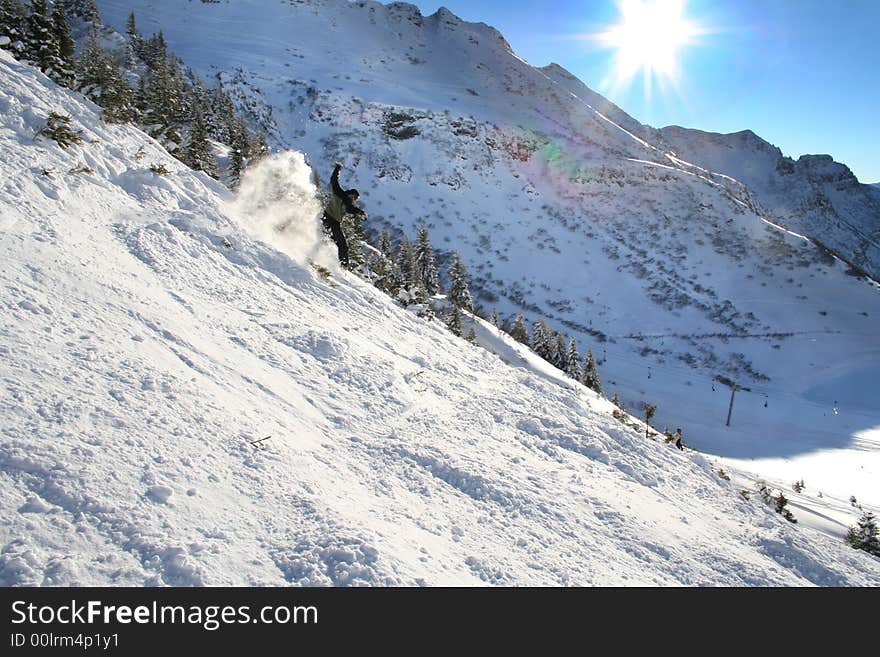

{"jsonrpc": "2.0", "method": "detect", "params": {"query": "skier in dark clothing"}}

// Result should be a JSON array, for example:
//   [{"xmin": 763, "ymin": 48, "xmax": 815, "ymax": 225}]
[
  {"xmin": 322, "ymin": 163, "xmax": 365, "ymax": 269},
  {"xmin": 674, "ymin": 428, "xmax": 684, "ymax": 451}
]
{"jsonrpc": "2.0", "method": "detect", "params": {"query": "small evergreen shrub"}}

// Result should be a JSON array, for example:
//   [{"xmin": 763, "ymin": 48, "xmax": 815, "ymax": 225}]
[
  {"xmin": 774, "ymin": 493, "xmax": 797, "ymax": 523},
  {"xmin": 844, "ymin": 511, "xmax": 880, "ymax": 558},
  {"xmin": 36, "ymin": 112, "xmax": 83, "ymax": 148}
]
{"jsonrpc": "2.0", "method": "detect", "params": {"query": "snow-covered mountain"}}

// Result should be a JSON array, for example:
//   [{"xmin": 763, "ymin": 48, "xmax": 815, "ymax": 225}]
[
  {"xmin": 656, "ymin": 126, "xmax": 880, "ymax": 279},
  {"xmin": 88, "ymin": 0, "xmax": 880, "ymax": 508},
  {"xmin": 3, "ymin": 49, "xmax": 880, "ymax": 586}
]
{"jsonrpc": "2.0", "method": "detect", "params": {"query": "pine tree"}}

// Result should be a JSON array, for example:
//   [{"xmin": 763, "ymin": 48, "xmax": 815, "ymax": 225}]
[
  {"xmin": 76, "ymin": 28, "xmax": 133, "ymax": 123},
  {"xmin": 552, "ymin": 333, "xmax": 566, "ymax": 369},
  {"xmin": 125, "ymin": 11, "xmax": 142, "ymax": 57},
  {"xmin": 0, "ymin": 0, "xmax": 27, "ymax": 59},
  {"xmin": 447, "ymin": 252, "xmax": 473, "ymax": 313},
  {"xmin": 167, "ymin": 53, "xmax": 189, "ymax": 122},
  {"xmin": 510, "ymin": 314, "xmax": 529, "ymax": 345},
  {"xmin": 580, "ymin": 349, "xmax": 602, "ymax": 394},
  {"xmin": 641, "ymin": 402, "xmax": 657, "ymax": 440},
  {"xmin": 844, "ymin": 511, "xmax": 880, "ymax": 557},
  {"xmin": 376, "ymin": 229, "xmax": 401, "ymax": 297},
  {"xmin": 565, "ymin": 337, "xmax": 580, "ymax": 379},
  {"xmin": 250, "ymin": 129, "xmax": 269, "ymax": 162},
  {"xmin": 397, "ymin": 238, "xmax": 425, "ymax": 304},
  {"xmin": 142, "ymin": 30, "xmax": 166, "ymax": 68},
  {"xmin": 415, "ymin": 225, "xmax": 440, "ymax": 296},
  {"xmin": 50, "ymin": 1, "xmax": 74, "ymax": 87},
  {"xmin": 25, "ymin": 0, "xmax": 58, "ymax": 73},
  {"xmin": 372, "ymin": 229, "xmax": 397, "ymax": 295},
  {"xmin": 446, "ymin": 304, "xmax": 462, "ymax": 337},
  {"xmin": 398, "ymin": 238, "xmax": 414, "ymax": 290},
  {"xmin": 491, "ymin": 308, "xmax": 499, "ymax": 329},
  {"xmin": 65, "ymin": 0, "xmax": 100, "ymax": 24},
  {"xmin": 183, "ymin": 108, "xmax": 218, "ymax": 179},
  {"xmin": 208, "ymin": 88, "xmax": 236, "ymax": 143},
  {"xmin": 465, "ymin": 328, "xmax": 477, "ymax": 344},
  {"xmin": 774, "ymin": 493, "xmax": 797, "ymax": 523},
  {"xmin": 138, "ymin": 46, "xmax": 183, "ymax": 150},
  {"xmin": 531, "ymin": 319, "xmax": 551, "ymax": 360},
  {"xmin": 226, "ymin": 115, "xmax": 251, "ymax": 187}
]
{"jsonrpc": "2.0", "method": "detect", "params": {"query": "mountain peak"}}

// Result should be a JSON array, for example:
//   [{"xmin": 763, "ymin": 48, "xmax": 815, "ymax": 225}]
[{"xmin": 431, "ymin": 6, "xmax": 461, "ymax": 24}]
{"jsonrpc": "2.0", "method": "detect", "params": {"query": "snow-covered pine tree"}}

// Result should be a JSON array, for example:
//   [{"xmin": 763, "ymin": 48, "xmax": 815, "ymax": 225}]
[
  {"xmin": 552, "ymin": 333, "xmax": 567, "ymax": 369},
  {"xmin": 447, "ymin": 252, "xmax": 473, "ymax": 312},
  {"xmin": 446, "ymin": 304, "xmax": 462, "ymax": 337},
  {"xmin": 566, "ymin": 337, "xmax": 580, "ymax": 379},
  {"xmin": 227, "ymin": 121, "xmax": 249, "ymax": 188},
  {"xmin": 137, "ymin": 47, "xmax": 183, "ymax": 150},
  {"xmin": 491, "ymin": 308, "xmax": 499, "ymax": 329},
  {"xmin": 372, "ymin": 229, "xmax": 400, "ymax": 296},
  {"xmin": 141, "ymin": 30, "xmax": 166, "ymax": 69},
  {"xmin": 205, "ymin": 87, "xmax": 236, "ymax": 144},
  {"xmin": 49, "ymin": 1, "xmax": 74, "ymax": 87},
  {"xmin": 125, "ymin": 11, "xmax": 142, "ymax": 58},
  {"xmin": 531, "ymin": 319, "xmax": 551, "ymax": 360},
  {"xmin": 65, "ymin": 0, "xmax": 99, "ymax": 24},
  {"xmin": 183, "ymin": 108, "xmax": 218, "ymax": 179},
  {"xmin": 76, "ymin": 28, "xmax": 133, "ymax": 123},
  {"xmin": 398, "ymin": 237, "xmax": 414, "ymax": 288},
  {"xmin": 580, "ymin": 348, "xmax": 603, "ymax": 394},
  {"xmin": 0, "ymin": 0, "xmax": 27, "ymax": 59},
  {"xmin": 25, "ymin": 0, "xmax": 59, "ymax": 74},
  {"xmin": 510, "ymin": 314, "xmax": 529, "ymax": 345},
  {"xmin": 250, "ymin": 129, "xmax": 269, "ymax": 162},
  {"xmin": 844, "ymin": 511, "xmax": 880, "ymax": 557},
  {"xmin": 415, "ymin": 224, "xmax": 440, "ymax": 296},
  {"xmin": 167, "ymin": 52, "xmax": 189, "ymax": 124},
  {"xmin": 397, "ymin": 238, "xmax": 425, "ymax": 304},
  {"xmin": 465, "ymin": 328, "xmax": 477, "ymax": 344}
]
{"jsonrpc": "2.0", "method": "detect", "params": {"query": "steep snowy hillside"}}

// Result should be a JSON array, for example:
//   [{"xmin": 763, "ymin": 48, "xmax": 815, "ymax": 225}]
[
  {"xmin": 2, "ymin": 51, "xmax": 878, "ymax": 586},
  {"xmin": 91, "ymin": 0, "xmax": 880, "ymax": 508}
]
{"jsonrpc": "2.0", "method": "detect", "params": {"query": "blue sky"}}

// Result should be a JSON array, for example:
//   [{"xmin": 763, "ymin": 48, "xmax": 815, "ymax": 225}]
[{"xmin": 412, "ymin": 0, "xmax": 879, "ymax": 183}]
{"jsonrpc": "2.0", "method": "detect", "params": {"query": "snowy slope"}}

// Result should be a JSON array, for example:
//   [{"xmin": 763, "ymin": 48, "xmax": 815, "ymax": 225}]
[
  {"xmin": 657, "ymin": 126, "xmax": 880, "ymax": 279},
  {"xmin": 2, "ymin": 51, "xmax": 878, "ymax": 586},
  {"xmin": 89, "ymin": 0, "xmax": 880, "ymax": 511}
]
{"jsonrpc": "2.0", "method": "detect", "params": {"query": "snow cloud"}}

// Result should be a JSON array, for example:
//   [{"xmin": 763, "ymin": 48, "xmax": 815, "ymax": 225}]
[{"xmin": 231, "ymin": 150, "xmax": 337, "ymax": 270}]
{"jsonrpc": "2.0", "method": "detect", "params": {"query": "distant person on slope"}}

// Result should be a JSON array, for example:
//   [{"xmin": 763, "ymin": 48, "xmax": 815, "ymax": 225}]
[
  {"xmin": 674, "ymin": 428, "xmax": 684, "ymax": 451},
  {"xmin": 322, "ymin": 162, "xmax": 365, "ymax": 269}
]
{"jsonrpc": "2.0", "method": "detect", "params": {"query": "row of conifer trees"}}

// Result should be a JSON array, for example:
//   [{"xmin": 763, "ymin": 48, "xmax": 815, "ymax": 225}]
[
  {"xmin": 0, "ymin": 0, "xmax": 266, "ymax": 184},
  {"xmin": 363, "ymin": 224, "xmax": 602, "ymax": 393}
]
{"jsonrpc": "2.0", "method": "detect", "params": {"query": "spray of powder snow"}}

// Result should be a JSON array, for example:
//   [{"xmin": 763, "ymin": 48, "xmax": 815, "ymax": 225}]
[{"xmin": 230, "ymin": 151, "xmax": 338, "ymax": 270}]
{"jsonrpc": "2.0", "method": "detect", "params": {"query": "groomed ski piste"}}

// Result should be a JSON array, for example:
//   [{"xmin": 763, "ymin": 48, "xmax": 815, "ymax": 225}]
[{"xmin": 1, "ymin": 51, "xmax": 878, "ymax": 586}]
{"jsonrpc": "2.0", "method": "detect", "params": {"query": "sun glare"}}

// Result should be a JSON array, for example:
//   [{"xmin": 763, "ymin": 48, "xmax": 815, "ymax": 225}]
[{"xmin": 598, "ymin": 0, "xmax": 701, "ymax": 94}]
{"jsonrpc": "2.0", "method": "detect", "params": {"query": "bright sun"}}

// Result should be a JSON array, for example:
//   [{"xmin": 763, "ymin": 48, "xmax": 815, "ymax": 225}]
[{"xmin": 599, "ymin": 0, "xmax": 700, "ymax": 90}]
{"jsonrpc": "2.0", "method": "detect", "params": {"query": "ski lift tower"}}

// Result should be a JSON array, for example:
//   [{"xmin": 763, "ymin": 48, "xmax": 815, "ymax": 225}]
[{"xmin": 715, "ymin": 375, "xmax": 752, "ymax": 427}]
